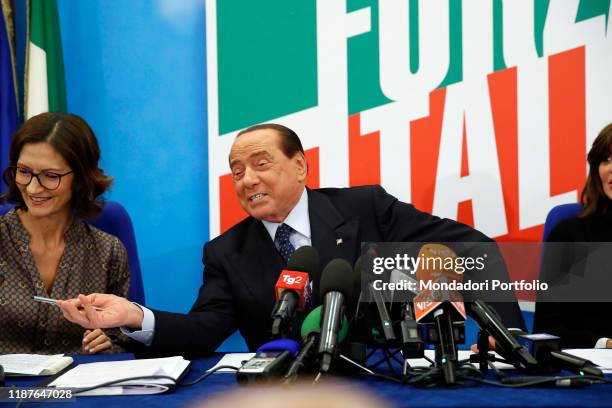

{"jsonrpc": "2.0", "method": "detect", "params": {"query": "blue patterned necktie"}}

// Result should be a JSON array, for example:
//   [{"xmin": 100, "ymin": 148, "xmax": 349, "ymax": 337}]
[{"xmin": 275, "ymin": 223, "xmax": 296, "ymax": 264}]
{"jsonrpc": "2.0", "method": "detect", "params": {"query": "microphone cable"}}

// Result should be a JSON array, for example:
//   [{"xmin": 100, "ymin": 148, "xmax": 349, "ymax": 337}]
[
  {"xmin": 72, "ymin": 374, "xmax": 178, "ymax": 395},
  {"xmin": 68, "ymin": 364, "xmax": 239, "ymax": 397},
  {"xmin": 368, "ymin": 356, "xmax": 612, "ymax": 389},
  {"xmin": 179, "ymin": 365, "xmax": 239, "ymax": 387}
]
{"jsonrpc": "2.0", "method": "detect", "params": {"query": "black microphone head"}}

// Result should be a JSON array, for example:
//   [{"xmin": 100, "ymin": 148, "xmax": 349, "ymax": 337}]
[
  {"xmin": 354, "ymin": 254, "xmax": 375, "ymax": 280},
  {"xmin": 364, "ymin": 243, "xmax": 379, "ymax": 256},
  {"xmin": 287, "ymin": 246, "xmax": 320, "ymax": 277},
  {"xmin": 354, "ymin": 255, "xmax": 378, "ymax": 300},
  {"xmin": 320, "ymin": 258, "xmax": 359, "ymax": 300},
  {"xmin": 355, "ymin": 254, "xmax": 372, "ymax": 275}
]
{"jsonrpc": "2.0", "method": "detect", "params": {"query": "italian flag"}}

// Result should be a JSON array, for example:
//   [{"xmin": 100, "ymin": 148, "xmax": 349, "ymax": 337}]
[{"xmin": 25, "ymin": 0, "xmax": 66, "ymax": 119}]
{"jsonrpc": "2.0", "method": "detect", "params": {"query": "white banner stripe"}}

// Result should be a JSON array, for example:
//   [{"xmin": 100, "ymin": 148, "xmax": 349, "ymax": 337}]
[{"xmin": 25, "ymin": 42, "xmax": 49, "ymax": 119}]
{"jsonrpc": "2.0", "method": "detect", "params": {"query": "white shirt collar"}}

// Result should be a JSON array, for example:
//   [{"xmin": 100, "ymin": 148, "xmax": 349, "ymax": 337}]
[{"xmin": 262, "ymin": 188, "xmax": 311, "ymax": 240}]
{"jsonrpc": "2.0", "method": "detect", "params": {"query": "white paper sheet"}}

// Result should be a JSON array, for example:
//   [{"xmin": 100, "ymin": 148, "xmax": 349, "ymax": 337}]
[
  {"xmin": 403, "ymin": 350, "xmax": 516, "ymax": 370},
  {"xmin": 0, "ymin": 354, "xmax": 72, "ymax": 375},
  {"xmin": 564, "ymin": 349, "xmax": 612, "ymax": 373},
  {"xmin": 207, "ymin": 353, "xmax": 255, "ymax": 373},
  {"xmin": 48, "ymin": 356, "xmax": 190, "ymax": 395}
]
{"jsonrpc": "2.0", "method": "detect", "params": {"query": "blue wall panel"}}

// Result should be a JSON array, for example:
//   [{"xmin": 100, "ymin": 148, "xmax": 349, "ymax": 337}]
[{"xmin": 58, "ymin": 0, "xmax": 209, "ymax": 313}]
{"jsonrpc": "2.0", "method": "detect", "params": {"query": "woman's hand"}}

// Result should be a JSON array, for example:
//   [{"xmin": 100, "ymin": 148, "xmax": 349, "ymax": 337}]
[{"xmin": 82, "ymin": 328, "xmax": 112, "ymax": 354}]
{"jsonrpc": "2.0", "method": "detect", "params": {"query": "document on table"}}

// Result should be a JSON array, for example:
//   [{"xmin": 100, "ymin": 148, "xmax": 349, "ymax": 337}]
[
  {"xmin": 564, "ymin": 349, "xmax": 612, "ymax": 373},
  {"xmin": 207, "ymin": 353, "xmax": 254, "ymax": 372},
  {"xmin": 407, "ymin": 349, "xmax": 612, "ymax": 372},
  {"xmin": 0, "ymin": 354, "xmax": 73, "ymax": 376},
  {"xmin": 405, "ymin": 350, "xmax": 516, "ymax": 370},
  {"xmin": 48, "ymin": 356, "xmax": 191, "ymax": 396}
]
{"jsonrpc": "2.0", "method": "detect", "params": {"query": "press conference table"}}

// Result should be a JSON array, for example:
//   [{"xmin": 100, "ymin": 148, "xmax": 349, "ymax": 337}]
[{"xmin": 5, "ymin": 352, "xmax": 612, "ymax": 408}]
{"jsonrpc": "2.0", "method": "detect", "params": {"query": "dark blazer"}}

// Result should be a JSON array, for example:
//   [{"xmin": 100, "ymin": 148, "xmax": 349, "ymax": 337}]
[
  {"xmin": 148, "ymin": 185, "xmax": 525, "ymax": 357},
  {"xmin": 533, "ymin": 210, "xmax": 612, "ymax": 348}
]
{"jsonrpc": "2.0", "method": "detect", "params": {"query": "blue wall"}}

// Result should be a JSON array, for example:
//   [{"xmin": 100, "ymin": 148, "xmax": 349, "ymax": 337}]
[{"xmin": 57, "ymin": 0, "xmax": 209, "ymax": 313}]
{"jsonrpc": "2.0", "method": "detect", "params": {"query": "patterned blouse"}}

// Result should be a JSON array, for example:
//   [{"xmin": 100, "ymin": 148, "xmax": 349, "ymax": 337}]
[{"xmin": 0, "ymin": 208, "xmax": 130, "ymax": 354}]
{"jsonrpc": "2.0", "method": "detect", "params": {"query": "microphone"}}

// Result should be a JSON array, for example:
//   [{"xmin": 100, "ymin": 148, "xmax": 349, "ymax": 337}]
[
  {"xmin": 389, "ymin": 267, "xmax": 419, "ymax": 304},
  {"xmin": 237, "ymin": 339, "xmax": 301, "ymax": 385},
  {"xmin": 387, "ymin": 267, "xmax": 424, "ymax": 358},
  {"xmin": 318, "ymin": 258, "xmax": 359, "ymax": 373},
  {"xmin": 468, "ymin": 299, "xmax": 538, "ymax": 370},
  {"xmin": 284, "ymin": 305, "xmax": 349, "ymax": 382},
  {"xmin": 271, "ymin": 246, "xmax": 319, "ymax": 337},
  {"xmin": 518, "ymin": 333, "xmax": 603, "ymax": 377},
  {"xmin": 355, "ymin": 255, "xmax": 396, "ymax": 342},
  {"xmin": 412, "ymin": 244, "xmax": 467, "ymax": 385},
  {"xmin": 399, "ymin": 301, "xmax": 425, "ymax": 359},
  {"xmin": 256, "ymin": 338, "xmax": 301, "ymax": 356},
  {"xmin": 413, "ymin": 244, "xmax": 467, "ymax": 321}
]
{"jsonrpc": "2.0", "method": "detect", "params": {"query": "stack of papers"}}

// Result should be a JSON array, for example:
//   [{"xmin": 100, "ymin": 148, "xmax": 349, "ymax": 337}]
[
  {"xmin": 0, "ymin": 354, "xmax": 73, "ymax": 376},
  {"xmin": 48, "ymin": 356, "xmax": 191, "ymax": 396}
]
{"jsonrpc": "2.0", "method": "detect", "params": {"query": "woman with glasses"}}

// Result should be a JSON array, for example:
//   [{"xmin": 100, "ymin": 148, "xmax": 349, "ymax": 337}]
[{"xmin": 0, "ymin": 112, "xmax": 130, "ymax": 354}]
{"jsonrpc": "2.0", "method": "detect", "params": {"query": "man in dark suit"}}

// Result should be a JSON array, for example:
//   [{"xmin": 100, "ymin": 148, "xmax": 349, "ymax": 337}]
[{"xmin": 60, "ymin": 124, "xmax": 525, "ymax": 357}]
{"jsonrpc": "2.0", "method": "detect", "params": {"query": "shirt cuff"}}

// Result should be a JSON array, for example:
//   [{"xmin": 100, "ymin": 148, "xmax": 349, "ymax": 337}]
[
  {"xmin": 120, "ymin": 304, "xmax": 155, "ymax": 346},
  {"xmin": 595, "ymin": 337, "xmax": 609, "ymax": 349}
]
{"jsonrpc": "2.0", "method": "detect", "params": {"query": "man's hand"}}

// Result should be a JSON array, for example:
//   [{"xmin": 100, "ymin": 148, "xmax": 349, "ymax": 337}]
[
  {"xmin": 470, "ymin": 336, "xmax": 497, "ymax": 353},
  {"xmin": 58, "ymin": 294, "xmax": 144, "ymax": 330},
  {"xmin": 82, "ymin": 329, "xmax": 112, "ymax": 354}
]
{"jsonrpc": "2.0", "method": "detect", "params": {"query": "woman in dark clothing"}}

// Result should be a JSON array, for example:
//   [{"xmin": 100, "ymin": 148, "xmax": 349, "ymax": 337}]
[{"xmin": 534, "ymin": 123, "xmax": 612, "ymax": 348}]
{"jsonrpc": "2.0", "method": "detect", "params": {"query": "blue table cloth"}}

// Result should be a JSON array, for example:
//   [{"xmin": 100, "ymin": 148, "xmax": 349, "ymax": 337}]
[{"xmin": 4, "ymin": 352, "xmax": 612, "ymax": 407}]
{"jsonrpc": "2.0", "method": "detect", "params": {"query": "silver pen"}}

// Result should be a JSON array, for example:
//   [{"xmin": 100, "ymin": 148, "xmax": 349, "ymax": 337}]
[{"xmin": 33, "ymin": 295, "xmax": 105, "ymax": 311}]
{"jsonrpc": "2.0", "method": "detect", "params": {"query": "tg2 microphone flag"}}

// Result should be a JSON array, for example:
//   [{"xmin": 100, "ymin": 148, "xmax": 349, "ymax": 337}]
[{"xmin": 271, "ymin": 246, "xmax": 319, "ymax": 337}]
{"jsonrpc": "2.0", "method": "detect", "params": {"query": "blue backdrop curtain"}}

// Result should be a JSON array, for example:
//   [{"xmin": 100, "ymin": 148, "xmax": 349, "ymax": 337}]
[{"xmin": 1, "ymin": 0, "xmax": 19, "ymax": 190}]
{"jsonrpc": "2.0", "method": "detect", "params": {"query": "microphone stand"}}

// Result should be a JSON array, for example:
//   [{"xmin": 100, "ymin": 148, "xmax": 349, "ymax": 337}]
[
  {"xmin": 433, "ymin": 308, "xmax": 457, "ymax": 385},
  {"xmin": 284, "ymin": 335, "xmax": 318, "ymax": 384},
  {"xmin": 474, "ymin": 329, "xmax": 492, "ymax": 373}
]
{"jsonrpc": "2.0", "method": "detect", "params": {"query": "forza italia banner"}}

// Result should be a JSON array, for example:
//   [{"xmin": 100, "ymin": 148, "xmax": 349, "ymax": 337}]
[{"xmin": 206, "ymin": 0, "xmax": 612, "ymax": 244}]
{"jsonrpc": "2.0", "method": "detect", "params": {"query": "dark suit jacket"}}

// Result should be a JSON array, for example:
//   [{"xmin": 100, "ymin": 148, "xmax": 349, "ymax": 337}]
[
  {"xmin": 533, "ymin": 210, "xmax": 612, "ymax": 348},
  {"xmin": 148, "ymin": 185, "xmax": 525, "ymax": 357}
]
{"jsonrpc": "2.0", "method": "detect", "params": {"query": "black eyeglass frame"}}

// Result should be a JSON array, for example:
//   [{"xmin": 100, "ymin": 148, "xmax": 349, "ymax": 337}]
[{"xmin": 7, "ymin": 166, "xmax": 74, "ymax": 191}]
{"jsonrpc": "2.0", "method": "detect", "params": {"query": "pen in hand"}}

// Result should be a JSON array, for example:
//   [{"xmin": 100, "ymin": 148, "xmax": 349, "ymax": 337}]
[{"xmin": 33, "ymin": 296, "xmax": 105, "ymax": 311}]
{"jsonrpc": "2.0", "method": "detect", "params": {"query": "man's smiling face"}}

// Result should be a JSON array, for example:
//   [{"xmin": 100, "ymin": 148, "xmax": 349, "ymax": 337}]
[{"xmin": 229, "ymin": 128, "xmax": 307, "ymax": 222}]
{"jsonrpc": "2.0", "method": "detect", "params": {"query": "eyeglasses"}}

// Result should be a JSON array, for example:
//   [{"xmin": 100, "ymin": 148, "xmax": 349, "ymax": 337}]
[{"xmin": 8, "ymin": 166, "xmax": 74, "ymax": 190}]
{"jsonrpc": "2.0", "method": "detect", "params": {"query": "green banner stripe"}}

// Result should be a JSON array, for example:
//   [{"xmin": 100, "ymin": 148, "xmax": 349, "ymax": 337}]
[
  {"xmin": 217, "ymin": 0, "xmax": 317, "ymax": 134},
  {"xmin": 29, "ymin": 0, "xmax": 67, "ymax": 112}
]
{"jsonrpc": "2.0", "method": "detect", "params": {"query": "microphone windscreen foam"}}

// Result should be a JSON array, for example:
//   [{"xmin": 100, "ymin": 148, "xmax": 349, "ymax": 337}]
[
  {"xmin": 256, "ymin": 338, "xmax": 301, "ymax": 356},
  {"xmin": 301, "ymin": 306, "xmax": 323, "ymax": 338},
  {"xmin": 319, "ymin": 258, "xmax": 359, "ymax": 300},
  {"xmin": 287, "ymin": 246, "xmax": 320, "ymax": 277}
]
